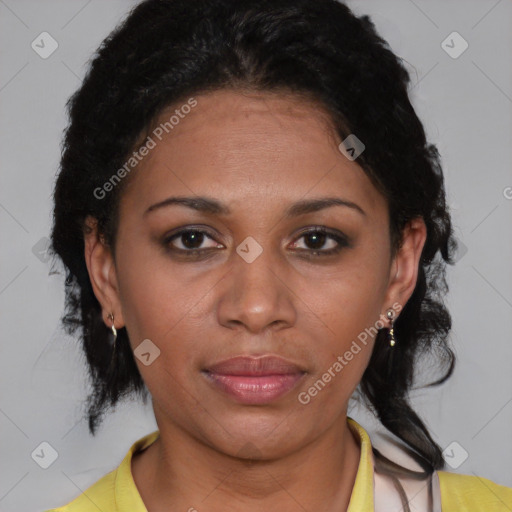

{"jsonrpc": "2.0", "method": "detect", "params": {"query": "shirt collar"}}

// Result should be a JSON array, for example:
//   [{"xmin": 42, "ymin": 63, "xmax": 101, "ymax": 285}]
[
  {"xmin": 115, "ymin": 417, "xmax": 374, "ymax": 511},
  {"xmin": 115, "ymin": 429, "xmax": 159, "ymax": 510},
  {"xmin": 346, "ymin": 416, "xmax": 375, "ymax": 512}
]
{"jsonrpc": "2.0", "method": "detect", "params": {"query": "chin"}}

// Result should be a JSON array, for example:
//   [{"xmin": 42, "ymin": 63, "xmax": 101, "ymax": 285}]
[{"xmin": 200, "ymin": 410, "xmax": 312, "ymax": 460}]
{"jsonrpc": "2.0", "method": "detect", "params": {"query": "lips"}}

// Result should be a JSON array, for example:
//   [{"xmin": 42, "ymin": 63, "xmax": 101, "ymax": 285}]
[
  {"xmin": 202, "ymin": 355, "xmax": 306, "ymax": 404},
  {"xmin": 206, "ymin": 355, "xmax": 306, "ymax": 376}
]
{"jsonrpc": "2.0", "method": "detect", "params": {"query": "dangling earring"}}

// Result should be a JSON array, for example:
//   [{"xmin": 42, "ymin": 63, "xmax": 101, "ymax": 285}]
[
  {"xmin": 386, "ymin": 309, "xmax": 396, "ymax": 347},
  {"xmin": 107, "ymin": 312, "xmax": 117, "ymax": 368}
]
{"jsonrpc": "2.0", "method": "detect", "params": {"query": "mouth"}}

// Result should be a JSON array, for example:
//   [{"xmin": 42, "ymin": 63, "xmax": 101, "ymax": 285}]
[{"xmin": 202, "ymin": 355, "xmax": 307, "ymax": 405}]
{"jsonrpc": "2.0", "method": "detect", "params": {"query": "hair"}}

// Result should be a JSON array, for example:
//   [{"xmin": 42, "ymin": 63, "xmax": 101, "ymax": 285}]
[{"xmin": 49, "ymin": 0, "xmax": 458, "ymax": 507}]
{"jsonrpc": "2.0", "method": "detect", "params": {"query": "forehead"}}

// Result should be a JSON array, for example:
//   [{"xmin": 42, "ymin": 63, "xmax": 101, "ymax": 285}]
[{"xmin": 119, "ymin": 89, "xmax": 386, "ymax": 220}]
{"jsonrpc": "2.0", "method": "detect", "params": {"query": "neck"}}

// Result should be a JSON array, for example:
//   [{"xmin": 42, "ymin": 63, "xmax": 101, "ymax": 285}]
[{"xmin": 132, "ymin": 413, "xmax": 361, "ymax": 512}]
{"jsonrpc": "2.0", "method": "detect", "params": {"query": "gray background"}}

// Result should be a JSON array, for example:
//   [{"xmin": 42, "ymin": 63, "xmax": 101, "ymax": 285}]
[{"xmin": 0, "ymin": 0, "xmax": 511, "ymax": 510}]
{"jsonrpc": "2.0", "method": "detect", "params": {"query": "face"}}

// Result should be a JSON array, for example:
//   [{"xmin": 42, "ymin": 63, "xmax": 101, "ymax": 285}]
[{"xmin": 85, "ymin": 89, "xmax": 426, "ymax": 459}]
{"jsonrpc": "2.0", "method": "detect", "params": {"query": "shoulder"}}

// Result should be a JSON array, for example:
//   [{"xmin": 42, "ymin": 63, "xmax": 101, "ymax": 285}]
[
  {"xmin": 438, "ymin": 470, "xmax": 512, "ymax": 511},
  {"xmin": 42, "ymin": 468, "xmax": 117, "ymax": 511}
]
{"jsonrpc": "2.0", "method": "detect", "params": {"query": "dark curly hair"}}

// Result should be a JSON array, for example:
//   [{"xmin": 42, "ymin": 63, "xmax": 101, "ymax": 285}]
[{"xmin": 49, "ymin": 0, "xmax": 458, "ymax": 504}]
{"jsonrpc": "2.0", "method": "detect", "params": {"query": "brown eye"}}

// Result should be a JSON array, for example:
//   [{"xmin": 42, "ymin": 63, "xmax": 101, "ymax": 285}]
[
  {"xmin": 290, "ymin": 227, "xmax": 350, "ymax": 256},
  {"xmin": 165, "ymin": 229, "xmax": 222, "ymax": 252}
]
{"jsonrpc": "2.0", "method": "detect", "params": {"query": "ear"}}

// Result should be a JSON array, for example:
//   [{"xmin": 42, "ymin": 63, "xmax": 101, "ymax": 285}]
[
  {"xmin": 382, "ymin": 217, "xmax": 427, "ymax": 322},
  {"xmin": 83, "ymin": 215, "xmax": 125, "ymax": 330}
]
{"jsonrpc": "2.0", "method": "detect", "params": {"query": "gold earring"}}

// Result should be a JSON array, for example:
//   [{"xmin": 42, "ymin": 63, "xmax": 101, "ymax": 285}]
[
  {"xmin": 386, "ymin": 309, "xmax": 396, "ymax": 347},
  {"xmin": 107, "ymin": 312, "xmax": 117, "ymax": 368}
]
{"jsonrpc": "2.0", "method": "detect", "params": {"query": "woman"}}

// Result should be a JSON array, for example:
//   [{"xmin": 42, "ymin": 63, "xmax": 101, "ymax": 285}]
[{"xmin": 46, "ymin": 0, "xmax": 512, "ymax": 510}]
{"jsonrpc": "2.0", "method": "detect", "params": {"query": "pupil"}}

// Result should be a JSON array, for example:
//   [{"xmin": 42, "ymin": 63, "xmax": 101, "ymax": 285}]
[
  {"xmin": 307, "ymin": 232, "xmax": 325, "ymax": 250},
  {"xmin": 183, "ymin": 232, "xmax": 203, "ymax": 249}
]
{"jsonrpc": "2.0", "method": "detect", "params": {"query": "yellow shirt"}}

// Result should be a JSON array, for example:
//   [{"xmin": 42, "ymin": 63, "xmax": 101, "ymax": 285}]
[{"xmin": 45, "ymin": 418, "xmax": 512, "ymax": 511}]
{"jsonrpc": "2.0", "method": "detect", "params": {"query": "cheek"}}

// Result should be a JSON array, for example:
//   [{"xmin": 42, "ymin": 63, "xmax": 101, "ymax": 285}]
[
  {"xmin": 313, "ymin": 256, "xmax": 388, "ymax": 343},
  {"xmin": 115, "ymin": 243, "xmax": 216, "ymax": 372},
  {"xmin": 114, "ymin": 240, "xmax": 182, "ymax": 347},
  {"xmin": 299, "ymin": 248, "xmax": 389, "ymax": 392}
]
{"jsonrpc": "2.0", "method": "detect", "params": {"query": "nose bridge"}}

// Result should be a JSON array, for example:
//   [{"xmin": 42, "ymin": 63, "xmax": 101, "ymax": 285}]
[{"xmin": 234, "ymin": 233, "xmax": 283, "ymax": 304}]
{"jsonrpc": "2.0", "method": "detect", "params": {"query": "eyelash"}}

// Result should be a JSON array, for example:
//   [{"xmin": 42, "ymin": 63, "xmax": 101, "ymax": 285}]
[{"xmin": 163, "ymin": 226, "xmax": 350, "ymax": 258}]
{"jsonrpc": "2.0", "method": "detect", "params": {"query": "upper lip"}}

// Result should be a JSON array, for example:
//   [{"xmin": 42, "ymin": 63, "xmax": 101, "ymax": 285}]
[{"xmin": 204, "ymin": 355, "xmax": 306, "ymax": 376}]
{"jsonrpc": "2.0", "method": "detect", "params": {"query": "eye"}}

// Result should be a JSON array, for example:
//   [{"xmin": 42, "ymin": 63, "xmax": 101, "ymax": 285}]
[
  {"xmin": 290, "ymin": 227, "xmax": 349, "ymax": 256},
  {"xmin": 164, "ymin": 228, "xmax": 223, "ymax": 253}
]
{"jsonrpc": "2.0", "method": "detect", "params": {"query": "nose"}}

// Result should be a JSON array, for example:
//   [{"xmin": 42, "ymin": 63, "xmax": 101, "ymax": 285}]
[{"xmin": 216, "ymin": 242, "xmax": 297, "ymax": 334}]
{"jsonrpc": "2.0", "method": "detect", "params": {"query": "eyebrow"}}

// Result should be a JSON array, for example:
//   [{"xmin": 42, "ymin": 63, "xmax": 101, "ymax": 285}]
[{"xmin": 144, "ymin": 196, "xmax": 366, "ymax": 218}]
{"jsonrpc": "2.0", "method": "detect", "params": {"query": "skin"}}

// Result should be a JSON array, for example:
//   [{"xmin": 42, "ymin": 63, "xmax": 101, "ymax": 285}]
[{"xmin": 84, "ymin": 88, "xmax": 426, "ymax": 512}]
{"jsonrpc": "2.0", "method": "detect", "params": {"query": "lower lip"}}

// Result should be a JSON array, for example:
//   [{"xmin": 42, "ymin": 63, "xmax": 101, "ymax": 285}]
[{"xmin": 203, "ymin": 372, "xmax": 305, "ymax": 404}]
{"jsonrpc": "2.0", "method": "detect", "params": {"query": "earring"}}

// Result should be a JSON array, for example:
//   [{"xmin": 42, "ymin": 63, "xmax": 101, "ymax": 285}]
[
  {"xmin": 107, "ymin": 312, "xmax": 117, "ymax": 368},
  {"xmin": 386, "ymin": 309, "xmax": 396, "ymax": 347},
  {"xmin": 107, "ymin": 312, "xmax": 117, "ymax": 339}
]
